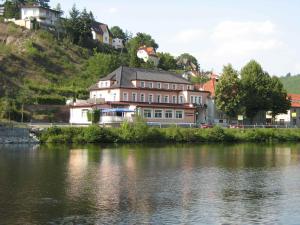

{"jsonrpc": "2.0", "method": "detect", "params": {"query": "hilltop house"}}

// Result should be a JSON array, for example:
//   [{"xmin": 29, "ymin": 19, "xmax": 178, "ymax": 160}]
[
  {"xmin": 137, "ymin": 46, "xmax": 160, "ymax": 66},
  {"xmin": 112, "ymin": 38, "xmax": 124, "ymax": 49},
  {"xmin": 5, "ymin": 5, "xmax": 62, "ymax": 29},
  {"xmin": 0, "ymin": 5, "xmax": 4, "ymax": 16},
  {"xmin": 69, "ymin": 67, "xmax": 210, "ymax": 126},
  {"xmin": 92, "ymin": 21, "xmax": 113, "ymax": 45}
]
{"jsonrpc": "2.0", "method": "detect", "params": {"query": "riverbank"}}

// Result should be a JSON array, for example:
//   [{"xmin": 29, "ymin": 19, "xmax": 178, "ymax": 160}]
[{"xmin": 39, "ymin": 124, "xmax": 300, "ymax": 143}]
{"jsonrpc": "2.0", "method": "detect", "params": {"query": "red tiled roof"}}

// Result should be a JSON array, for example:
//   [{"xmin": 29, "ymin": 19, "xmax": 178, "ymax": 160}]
[
  {"xmin": 289, "ymin": 94, "xmax": 300, "ymax": 107},
  {"xmin": 202, "ymin": 77, "xmax": 218, "ymax": 97}
]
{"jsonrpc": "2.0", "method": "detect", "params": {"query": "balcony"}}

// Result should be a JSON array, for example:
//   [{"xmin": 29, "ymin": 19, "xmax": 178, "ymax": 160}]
[{"xmin": 100, "ymin": 116, "xmax": 133, "ymax": 124}]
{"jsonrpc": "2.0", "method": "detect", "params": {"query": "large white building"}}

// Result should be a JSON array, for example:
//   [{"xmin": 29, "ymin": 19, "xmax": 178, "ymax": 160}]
[{"xmin": 69, "ymin": 67, "xmax": 210, "ymax": 126}]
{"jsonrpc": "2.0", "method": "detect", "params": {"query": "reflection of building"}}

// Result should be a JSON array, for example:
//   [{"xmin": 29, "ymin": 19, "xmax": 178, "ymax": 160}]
[{"xmin": 70, "ymin": 66, "xmax": 210, "ymax": 125}]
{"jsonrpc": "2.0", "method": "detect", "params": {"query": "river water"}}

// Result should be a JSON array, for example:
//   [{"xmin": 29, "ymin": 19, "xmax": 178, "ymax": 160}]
[{"xmin": 1, "ymin": 143, "xmax": 300, "ymax": 224}]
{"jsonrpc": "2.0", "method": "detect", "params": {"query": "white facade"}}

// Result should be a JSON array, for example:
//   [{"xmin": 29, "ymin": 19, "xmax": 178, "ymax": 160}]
[
  {"xmin": 70, "ymin": 107, "xmax": 92, "ymax": 125},
  {"xmin": 21, "ymin": 7, "xmax": 60, "ymax": 27},
  {"xmin": 112, "ymin": 38, "xmax": 124, "ymax": 49},
  {"xmin": 103, "ymin": 31, "xmax": 110, "ymax": 44}
]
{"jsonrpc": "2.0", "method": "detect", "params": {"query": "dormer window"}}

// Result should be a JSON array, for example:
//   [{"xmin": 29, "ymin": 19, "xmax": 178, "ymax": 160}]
[{"xmin": 141, "ymin": 81, "xmax": 145, "ymax": 88}]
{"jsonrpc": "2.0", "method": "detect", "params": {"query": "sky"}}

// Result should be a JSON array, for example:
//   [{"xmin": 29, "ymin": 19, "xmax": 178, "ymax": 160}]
[{"xmin": 50, "ymin": 0, "xmax": 300, "ymax": 76}]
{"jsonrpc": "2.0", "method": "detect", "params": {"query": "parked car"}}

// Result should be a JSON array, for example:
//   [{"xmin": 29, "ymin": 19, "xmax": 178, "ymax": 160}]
[
  {"xmin": 229, "ymin": 124, "xmax": 244, "ymax": 128},
  {"xmin": 200, "ymin": 123, "xmax": 213, "ymax": 128}
]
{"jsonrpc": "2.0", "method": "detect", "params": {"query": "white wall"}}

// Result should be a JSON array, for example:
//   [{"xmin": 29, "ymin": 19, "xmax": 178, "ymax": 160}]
[
  {"xmin": 103, "ymin": 31, "xmax": 110, "ymax": 44},
  {"xmin": 90, "ymin": 89, "xmax": 121, "ymax": 102},
  {"xmin": 21, "ymin": 8, "xmax": 59, "ymax": 26},
  {"xmin": 70, "ymin": 108, "xmax": 92, "ymax": 124}
]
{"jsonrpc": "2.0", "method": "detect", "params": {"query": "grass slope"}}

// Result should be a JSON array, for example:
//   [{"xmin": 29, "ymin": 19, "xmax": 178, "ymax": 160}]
[
  {"xmin": 0, "ymin": 22, "xmax": 93, "ymax": 102},
  {"xmin": 280, "ymin": 75, "xmax": 300, "ymax": 94}
]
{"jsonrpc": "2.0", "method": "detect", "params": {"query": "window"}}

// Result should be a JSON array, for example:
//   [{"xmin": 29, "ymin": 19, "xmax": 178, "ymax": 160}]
[
  {"xmin": 172, "ymin": 96, "xmax": 177, "ymax": 104},
  {"xmin": 141, "ymin": 81, "xmax": 145, "ymax": 88},
  {"xmin": 148, "ymin": 94, "xmax": 153, "ymax": 103},
  {"xmin": 176, "ymin": 110, "xmax": 183, "ymax": 119},
  {"xmin": 82, "ymin": 109, "xmax": 88, "ymax": 119},
  {"xmin": 149, "ymin": 82, "xmax": 153, "ymax": 88},
  {"xmin": 190, "ymin": 96, "xmax": 194, "ymax": 103},
  {"xmin": 157, "ymin": 95, "xmax": 161, "ymax": 103},
  {"xmin": 132, "ymin": 93, "xmax": 137, "ymax": 102},
  {"xmin": 165, "ymin": 110, "xmax": 173, "ymax": 118},
  {"xmin": 198, "ymin": 96, "xmax": 202, "ymax": 104},
  {"xmin": 172, "ymin": 84, "xmax": 176, "ymax": 90},
  {"xmin": 157, "ymin": 83, "xmax": 161, "ymax": 89},
  {"xmin": 123, "ymin": 92, "xmax": 128, "ymax": 101},
  {"xmin": 154, "ymin": 109, "xmax": 163, "ymax": 118},
  {"xmin": 143, "ymin": 109, "xmax": 152, "ymax": 118},
  {"xmin": 140, "ymin": 93, "xmax": 145, "ymax": 102},
  {"xmin": 166, "ymin": 83, "xmax": 170, "ymax": 89},
  {"xmin": 164, "ymin": 95, "xmax": 169, "ymax": 103},
  {"xmin": 179, "ymin": 96, "xmax": 184, "ymax": 104},
  {"xmin": 105, "ymin": 81, "xmax": 108, "ymax": 87},
  {"xmin": 112, "ymin": 93, "xmax": 116, "ymax": 101}
]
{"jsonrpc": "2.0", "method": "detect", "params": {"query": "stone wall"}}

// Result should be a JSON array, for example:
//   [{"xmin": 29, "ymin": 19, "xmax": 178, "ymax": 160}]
[{"xmin": 0, "ymin": 127, "xmax": 39, "ymax": 144}]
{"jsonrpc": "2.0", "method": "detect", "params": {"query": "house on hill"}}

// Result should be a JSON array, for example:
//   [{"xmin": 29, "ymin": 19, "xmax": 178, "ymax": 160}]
[
  {"xmin": 0, "ymin": 5, "xmax": 4, "ymax": 16},
  {"xmin": 137, "ymin": 46, "xmax": 160, "ymax": 66},
  {"xmin": 5, "ymin": 5, "xmax": 62, "ymax": 29},
  {"xmin": 69, "ymin": 66, "xmax": 210, "ymax": 126},
  {"xmin": 92, "ymin": 21, "xmax": 113, "ymax": 45}
]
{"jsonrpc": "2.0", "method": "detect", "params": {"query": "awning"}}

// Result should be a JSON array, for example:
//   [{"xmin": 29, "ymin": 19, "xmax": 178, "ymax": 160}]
[{"xmin": 102, "ymin": 108, "xmax": 135, "ymax": 113}]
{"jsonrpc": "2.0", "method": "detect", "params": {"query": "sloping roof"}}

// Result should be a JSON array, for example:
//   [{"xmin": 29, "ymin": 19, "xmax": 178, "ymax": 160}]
[
  {"xmin": 21, "ymin": 5, "xmax": 61, "ymax": 13},
  {"xmin": 202, "ymin": 77, "xmax": 218, "ymax": 97},
  {"xmin": 89, "ymin": 66, "xmax": 191, "ymax": 90},
  {"xmin": 138, "ymin": 46, "xmax": 157, "ymax": 57},
  {"xmin": 92, "ymin": 21, "xmax": 112, "ymax": 36},
  {"xmin": 289, "ymin": 94, "xmax": 300, "ymax": 108}
]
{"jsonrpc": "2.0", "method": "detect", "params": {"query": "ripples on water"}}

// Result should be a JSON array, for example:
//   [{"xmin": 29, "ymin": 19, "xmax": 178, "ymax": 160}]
[{"xmin": 0, "ymin": 143, "xmax": 300, "ymax": 224}]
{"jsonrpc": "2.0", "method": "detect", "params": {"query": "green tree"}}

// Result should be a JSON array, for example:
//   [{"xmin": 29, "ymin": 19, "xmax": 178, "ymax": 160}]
[
  {"xmin": 215, "ymin": 64, "xmax": 243, "ymax": 120},
  {"xmin": 62, "ymin": 5, "xmax": 94, "ymax": 47},
  {"xmin": 86, "ymin": 52, "xmax": 121, "ymax": 81},
  {"xmin": 176, "ymin": 53, "xmax": 199, "ymax": 71},
  {"xmin": 3, "ymin": 0, "xmax": 20, "ymax": 19},
  {"xmin": 268, "ymin": 76, "xmax": 291, "ymax": 122},
  {"xmin": 126, "ymin": 32, "xmax": 158, "ymax": 67},
  {"xmin": 157, "ymin": 52, "xmax": 177, "ymax": 70},
  {"xmin": 240, "ymin": 60, "xmax": 271, "ymax": 122},
  {"xmin": 110, "ymin": 26, "xmax": 126, "ymax": 40},
  {"xmin": 77, "ymin": 8, "xmax": 94, "ymax": 46}
]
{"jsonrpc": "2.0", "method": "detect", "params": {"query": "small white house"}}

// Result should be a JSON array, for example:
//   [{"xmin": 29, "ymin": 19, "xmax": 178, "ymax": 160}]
[
  {"xmin": 112, "ymin": 38, "xmax": 124, "ymax": 49},
  {"xmin": 21, "ymin": 5, "xmax": 61, "ymax": 27}
]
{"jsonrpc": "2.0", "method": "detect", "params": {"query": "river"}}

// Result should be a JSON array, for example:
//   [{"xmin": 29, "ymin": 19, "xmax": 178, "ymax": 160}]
[{"xmin": 0, "ymin": 143, "xmax": 300, "ymax": 224}]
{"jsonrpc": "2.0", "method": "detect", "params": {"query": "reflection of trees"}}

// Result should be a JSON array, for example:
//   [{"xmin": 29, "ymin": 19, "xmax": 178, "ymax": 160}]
[{"xmin": 1, "ymin": 143, "xmax": 300, "ymax": 224}]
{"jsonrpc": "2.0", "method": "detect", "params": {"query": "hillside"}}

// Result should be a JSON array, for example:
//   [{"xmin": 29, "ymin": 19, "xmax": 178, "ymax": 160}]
[
  {"xmin": 280, "ymin": 75, "xmax": 300, "ymax": 94},
  {"xmin": 0, "ymin": 22, "xmax": 123, "ymax": 121}
]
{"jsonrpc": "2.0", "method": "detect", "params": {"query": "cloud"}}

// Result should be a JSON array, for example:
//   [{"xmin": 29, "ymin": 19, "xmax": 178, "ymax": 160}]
[
  {"xmin": 211, "ymin": 20, "xmax": 283, "ymax": 56},
  {"xmin": 172, "ymin": 28, "xmax": 206, "ymax": 44},
  {"xmin": 108, "ymin": 7, "xmax": 118, "ymax": 13}
]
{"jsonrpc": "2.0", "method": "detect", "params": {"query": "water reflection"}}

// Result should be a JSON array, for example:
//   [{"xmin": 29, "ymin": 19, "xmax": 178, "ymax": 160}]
[{"xmin": 0, "ymin": 143, "xmax": 300, "ymax": 224}]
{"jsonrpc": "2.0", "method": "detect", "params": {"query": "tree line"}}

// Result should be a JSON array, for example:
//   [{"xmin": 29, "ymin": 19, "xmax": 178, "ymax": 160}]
[{"xmin": 215, "ymin": 61, "xmax": 291, "ymax": 123}]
